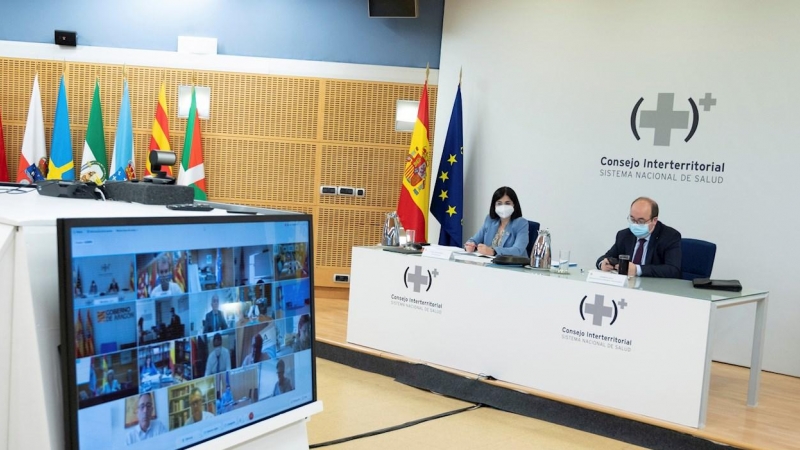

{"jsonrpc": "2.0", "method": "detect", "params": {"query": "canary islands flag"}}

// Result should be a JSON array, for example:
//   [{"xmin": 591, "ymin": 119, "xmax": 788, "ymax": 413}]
[
  {"xmin": 47, "ymin": 74, "xmax": 75, "ymax": 180},
  {"xmin": 430, "ymin": 82, "xmax": 464, "ymax": 246}
]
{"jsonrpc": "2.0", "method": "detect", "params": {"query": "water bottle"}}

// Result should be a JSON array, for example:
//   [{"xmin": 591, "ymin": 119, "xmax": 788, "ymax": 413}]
[
  {"xmin": 531, "ymin": 229, "xmax": 551, "ymax": 269},
  {"xmin": 382, "ymin": 212, "xmax": 402, "ymax": 246}
]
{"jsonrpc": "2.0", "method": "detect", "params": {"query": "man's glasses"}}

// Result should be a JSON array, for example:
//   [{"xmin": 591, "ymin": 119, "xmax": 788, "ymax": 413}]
[
  {"xmin": 138, "ymin": 402, "xmax": 153, "ymax": 411},
  {"xmin": 627, "ymin": 216, "xmax": 654, "ymax": 226}
]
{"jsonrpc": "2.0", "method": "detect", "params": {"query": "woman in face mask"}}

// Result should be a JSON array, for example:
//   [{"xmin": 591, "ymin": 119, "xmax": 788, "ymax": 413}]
[{"xmin": 464, "ymin": 186, "xmax": 529, "ymax": 257}]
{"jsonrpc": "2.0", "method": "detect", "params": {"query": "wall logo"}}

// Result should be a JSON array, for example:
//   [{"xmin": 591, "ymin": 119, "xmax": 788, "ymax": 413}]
[
  {"xmin": 403, "ymin": 265, "xmax": 439, "ymax": 293},
  {"xmin": 631, "ymin": 93, "xmax": 716, "ymax": 146},
  {"xmin": 579, "ymin": 294, "xmax": 627, "ymax": 326}
]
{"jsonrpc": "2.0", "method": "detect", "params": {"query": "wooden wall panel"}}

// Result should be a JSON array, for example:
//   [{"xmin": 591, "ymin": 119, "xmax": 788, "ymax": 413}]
[
  {"xmin": 203, "ymin": 138, "xmax": 316, "ymax": 203},
  {"xmin": 0, "ymin": 56, "xmax": 436, "ymax": 288},
  {"xmin": 319, "ymin": 144, "xmax": 407, "ymax": 208},
  {"xmin": 322, "ymin": 80, "xmax": 438, "ymax": 147},
  {"xmin": 315, "ymin": 208, "xmax": 384, "ymax": 268}
]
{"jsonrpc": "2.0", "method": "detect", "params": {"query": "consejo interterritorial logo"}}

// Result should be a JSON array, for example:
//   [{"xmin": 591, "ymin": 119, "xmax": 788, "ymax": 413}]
[
  {"xmin": 579, "ymin": 294, "xmax": 627, "ymax": 327},
  {"xmin": 403, "ymin": 265, "xmax": 439, "ymax": 293},
  {"xmin": 631, "ymin": 93, "xmax": 717, "ymax": 146}
]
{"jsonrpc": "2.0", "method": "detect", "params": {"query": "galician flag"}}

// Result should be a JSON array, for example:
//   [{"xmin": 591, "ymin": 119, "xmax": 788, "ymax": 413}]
[
  {"xmin": 177, "ymin": 87, "xmax": 207, "ymax": 200},
  {"xmin": 146, "ymin": 83, "xmax": 172, "ymax": 177},
  {"xmin": 396, "ymin": 68, "xmax": 431, "ymax": 242},
  {"xmin": 0, "ymin": 107, "xmax": 8, "ymax": 182},
  {"xmin": 109, "ymin": 78, "xmax": 135, "ymax": 181},
  {"xmin": 79, "ymin": 80, "xmax": 109, "ymax": 184},
  {"xmin": 16, "ymin": 74, "xmax": 47, "ymax": 183}
]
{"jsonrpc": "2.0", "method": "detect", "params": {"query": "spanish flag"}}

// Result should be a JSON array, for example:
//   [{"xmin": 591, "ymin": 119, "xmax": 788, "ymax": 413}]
[
  {"xmin": 397, "ymin": 69, "xmax": 431, "ymax": 242},
  {"xmin": 146, "ymin": 83, "xmax": 172, "ymax": 177}
]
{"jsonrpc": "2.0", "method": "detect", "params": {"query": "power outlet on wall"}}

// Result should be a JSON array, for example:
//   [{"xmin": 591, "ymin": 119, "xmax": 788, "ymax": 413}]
[{"xmin": 334, "ymin": 274, "xmax": 350, "ymax": 283}]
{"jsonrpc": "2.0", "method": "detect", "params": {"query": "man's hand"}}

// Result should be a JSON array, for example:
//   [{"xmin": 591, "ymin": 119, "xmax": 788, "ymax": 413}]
[{"xmin": 599, "ymin": 258, "xmax": 615, "ymax": 272}]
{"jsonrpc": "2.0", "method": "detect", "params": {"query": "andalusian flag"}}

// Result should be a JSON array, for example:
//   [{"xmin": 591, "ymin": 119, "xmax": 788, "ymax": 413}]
[
  {"xmin": 16, "ymin": 74, "xmax": 47, "ymax": 183},
  {"xmin": 397, "ymin": 68, "xmax": 431, "ymax": 242},
  {"xmin": 146, "ymin": 83, "xmax": 172, "ymax": 177},
  {"xmin": 177, "ymin": 87, "xmax": 207, "ymax": 200},
  {"xmin": 109, "ymin": 78, "xmax": 135, "ymax": 181},
  {"xmin": 79, "ymin": 80, "xmax": 108, "ymax": 184},
  {"xmin": 47, "ymin": 74, "xmax": 75, "ymax": 180},
  {"xmin": 0, "ymin": 107, "xmax": 8, "ymax": 182}
]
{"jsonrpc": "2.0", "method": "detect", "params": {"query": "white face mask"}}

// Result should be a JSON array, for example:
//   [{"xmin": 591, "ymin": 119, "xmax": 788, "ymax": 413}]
[{"xmin": 495, "ymin": 204, "xmax": 514, "ymax": 219}]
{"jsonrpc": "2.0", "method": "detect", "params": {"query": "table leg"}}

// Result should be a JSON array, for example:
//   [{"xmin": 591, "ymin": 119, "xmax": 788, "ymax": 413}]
[
  {"xmin": 698, "ymin": 304, "xmax": 716, "ymax": 428},
  {"xmin": 748, "ymin": 295, "xmax": 769, "ymax": 407}
]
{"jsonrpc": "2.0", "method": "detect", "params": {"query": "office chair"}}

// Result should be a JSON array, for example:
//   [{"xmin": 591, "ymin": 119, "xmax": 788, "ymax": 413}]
[
  {"xmin": 526, "ymin": 220, "xmax": 541, "ymax": 258},
  {"xmin": 680, "ymin": 238, "xmax": 716, "ymax": 280}
]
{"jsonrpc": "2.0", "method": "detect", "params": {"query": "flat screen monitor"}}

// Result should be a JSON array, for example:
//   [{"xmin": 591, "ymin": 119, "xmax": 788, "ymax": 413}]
[{"xmin": 57, "ymin": 215, "xmax": 316, "ymax": 449}]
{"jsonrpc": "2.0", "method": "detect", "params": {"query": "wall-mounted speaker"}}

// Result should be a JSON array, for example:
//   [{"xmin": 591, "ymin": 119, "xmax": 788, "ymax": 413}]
[
  {"xmin": 368, "ymin": 0, "xmax": 418, "ymax": 18},
  {"xmin": 55, "ymin": 30, "xmax": 77, "ymax": 47}
]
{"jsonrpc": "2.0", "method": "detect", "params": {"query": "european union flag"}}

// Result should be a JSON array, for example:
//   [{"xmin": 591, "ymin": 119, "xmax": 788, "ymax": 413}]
[{"xmin": 430, "ymin": 84, "xmax": 463, "ymax": 246}]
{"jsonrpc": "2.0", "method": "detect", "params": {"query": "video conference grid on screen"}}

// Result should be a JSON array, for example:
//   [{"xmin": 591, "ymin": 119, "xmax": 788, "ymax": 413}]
[{"xmin": 65, "ymin": 219, "xmax": 314, "ymax": 449}]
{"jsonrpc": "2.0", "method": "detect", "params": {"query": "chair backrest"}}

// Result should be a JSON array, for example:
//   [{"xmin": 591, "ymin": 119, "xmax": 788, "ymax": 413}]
[
  {"xmin": 680, "ymin": 238, "xmax": 716, "ymax": 280},
  {"xmin": 526, "ymin": 220, "xmax": 540, "ymax": 258}
]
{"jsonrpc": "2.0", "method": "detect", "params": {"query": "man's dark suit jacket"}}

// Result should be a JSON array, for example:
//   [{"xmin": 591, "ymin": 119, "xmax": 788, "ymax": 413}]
[
  {"xmin": 596, "ymin": 221, "xmax": 682, "ymax": 279},
  {"xmin": 204, "ymin": 310, "xmax": 228, "ymax": 333}
]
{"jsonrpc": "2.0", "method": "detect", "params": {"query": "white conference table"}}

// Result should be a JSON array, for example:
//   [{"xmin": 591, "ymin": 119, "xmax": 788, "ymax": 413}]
[
  {"xmin": 346, "ymin": 246, "xmax": 768, "ymax": 429},
  {"xmin": 0, "ymin": 189, "xmax": 321, "ymax": 450}
]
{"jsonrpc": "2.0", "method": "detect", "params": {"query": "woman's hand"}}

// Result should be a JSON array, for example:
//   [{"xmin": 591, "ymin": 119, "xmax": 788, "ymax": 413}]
[
  {"xmin": 464, "ymin": 242, "xmax": 477, "ymax": 252},
  {"xmin": 477, "ymin": 244, "xmax": 496, "ymax": 256}
]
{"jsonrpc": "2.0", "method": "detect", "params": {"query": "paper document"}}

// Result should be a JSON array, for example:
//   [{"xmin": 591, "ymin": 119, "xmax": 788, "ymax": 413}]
[
  {"xmin": 452, "ymin": 253, "xmax": 494, "ymax": 265},
  {"xmin": 426, "ymin": 245, "xmax": 465, "ymax": 253},
  {"xmin": 422, "ymin": 245, "xmax": 461, "ymax": 260}
]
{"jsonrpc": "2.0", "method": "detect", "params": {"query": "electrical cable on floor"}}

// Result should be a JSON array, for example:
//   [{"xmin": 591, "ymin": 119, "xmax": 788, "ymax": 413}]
[{"xmin": 308, "ymin": 403, "xmax": 482, "ymax": 448}]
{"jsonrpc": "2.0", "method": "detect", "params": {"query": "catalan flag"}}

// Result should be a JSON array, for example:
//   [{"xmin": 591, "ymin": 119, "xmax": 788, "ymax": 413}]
[
  {"xmin": 0, "ymin": 107, "xmax": 8, "ymax": 182},
  {"xmin": 47, "ymin": 74, "xmax": 75, "ymax": 180},
  {"xmin": 146, "ymin": 83, "xmax": 172, "ymax": 177},
  {"xmin": 75, "ymin": 310, "xmax": 85, "ymax": 358},
  {"xmin": 174, "ymin": 252, "xmax": 187, "ymax": 291},
  {"xmin": 397, "ymin": 69, "xmax": 431, "ymax": 242},
  {"xmin": 85, "ymin": 310, "xmax": 96, "ymax": 356},
  {"xmin": 431, "ymin": 79, "xmax": 464, "ymax": 246}
]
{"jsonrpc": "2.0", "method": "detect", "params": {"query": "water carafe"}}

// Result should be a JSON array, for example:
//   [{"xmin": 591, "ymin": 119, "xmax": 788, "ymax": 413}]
[
  {"xmin": 382, "ymin": 212, "xmax": 403, "ymax": 246},
  {"xmin": 531, "ymin": 229, "xmax": 551, "ymax": 269}
]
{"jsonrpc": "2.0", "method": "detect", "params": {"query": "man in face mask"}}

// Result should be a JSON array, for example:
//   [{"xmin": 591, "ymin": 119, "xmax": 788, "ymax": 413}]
[
  {"xmin": 205, "ymin": 333, "xmax": 232, "ymax": 375},
  {"xmin": 597, "ymin": 197, "xmax": 682, "ymax": 278},
  {"xmin": 149, "ymin": 255, "xmax": 184, "ymax": 298}
]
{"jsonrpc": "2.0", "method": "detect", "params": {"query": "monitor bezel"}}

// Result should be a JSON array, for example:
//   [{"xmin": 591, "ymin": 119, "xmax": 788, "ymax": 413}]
[{"xmin": 57, "ymin": 213, "xmax": 317, "ymax": 450}]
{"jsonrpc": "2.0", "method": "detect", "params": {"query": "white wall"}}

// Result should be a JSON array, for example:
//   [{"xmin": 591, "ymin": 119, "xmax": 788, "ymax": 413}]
[
  {"xmin": 0, "ymin": 40, "xmax": 439, "ymax": 85},
  {"xmin": 433, "ymin": 0, "xmax": 800, "ymax": 377}
]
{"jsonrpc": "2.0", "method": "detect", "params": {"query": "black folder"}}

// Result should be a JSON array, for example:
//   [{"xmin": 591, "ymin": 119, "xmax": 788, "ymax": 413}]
[{"xmin": 692, "ymin": 278, "xmax": 742, "ymax": 292}]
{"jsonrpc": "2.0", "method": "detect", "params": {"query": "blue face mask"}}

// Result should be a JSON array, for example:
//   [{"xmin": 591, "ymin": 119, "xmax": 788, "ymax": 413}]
[{"xmin": 629, "ymin": 223, "xmax": 650, "ymax": 238}]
